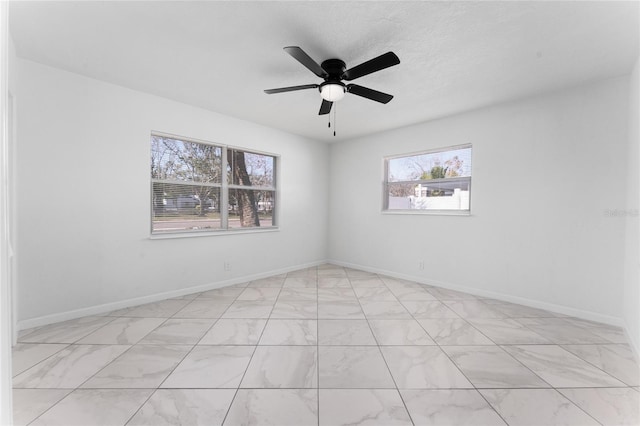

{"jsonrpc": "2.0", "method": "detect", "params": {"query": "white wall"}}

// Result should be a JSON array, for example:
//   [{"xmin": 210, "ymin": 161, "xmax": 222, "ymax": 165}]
[
  {"xmin": 15, "ymin": 58, "xmax": 329, "ymax": 324},
  {"xmin": 0, "ymin": 4, "xmax": 14, "ymax": 423},
  {"xmin": 624, "ymin": 57, "xmax": 639, "ymax": 354},
  {"xmin": 329, "ymin": 77, "xmax": 630, "ymax": 324},
  {"xmin": 8, "ymin": 34, "xmax": 18, "ymax": 344},
  {"xmin": 13, "ymin": 53, "xmax": 637, "ymax": 337}
]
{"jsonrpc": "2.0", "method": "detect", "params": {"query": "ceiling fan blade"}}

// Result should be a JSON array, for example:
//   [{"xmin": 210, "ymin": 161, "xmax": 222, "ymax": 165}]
[
  {"xmin": 264, "ymin": 84, "xmax": 318, "ymax": 94},
  {"xmin": 318, "ymin": 99, "xmax": 333, "ymax": 115},
  {"xmin": 347, "ymin": 84, "xmax": 394, "ymax": 104},
  {"xmin": 342, "ymin": 52, "xmax": 400, "ymax": 81},
  {"xmin": 284, "ymin": 46, "xmax": 328, "ymax": 78}
]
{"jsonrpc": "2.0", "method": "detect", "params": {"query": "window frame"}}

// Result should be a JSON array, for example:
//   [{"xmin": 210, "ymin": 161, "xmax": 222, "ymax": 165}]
[
  {"xmin": 150, "ymin": 131, "xmax": 279, "ymax": 237},
  {"xmin": 382, "ymin": 143, "xmax": 472, "ymax": 215}
]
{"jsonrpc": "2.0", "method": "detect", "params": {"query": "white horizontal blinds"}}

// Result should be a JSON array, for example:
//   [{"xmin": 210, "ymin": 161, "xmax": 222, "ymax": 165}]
[
  {"xmin": 151, "ymin": 134, "xmax": 278, "ymax": 234},
  {"xmin": 151, "ymin": 183, "xmax": 222, "ymax": 233},
  {"xmin": 151, "ymin": 135, "xmax": 223, "ymax": 233},
  {"xmin": 385, "ymin": 144, "xmax": 472, "ymax": 212},
  {"xmin": 227, "ymin": 149, "xmax": 276, "ymax": 228}
]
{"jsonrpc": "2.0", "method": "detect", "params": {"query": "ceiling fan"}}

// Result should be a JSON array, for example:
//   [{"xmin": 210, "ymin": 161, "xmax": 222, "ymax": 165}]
[{"xmin": 264, "ymin": 46, "xmax": 400, "ymax": 115}]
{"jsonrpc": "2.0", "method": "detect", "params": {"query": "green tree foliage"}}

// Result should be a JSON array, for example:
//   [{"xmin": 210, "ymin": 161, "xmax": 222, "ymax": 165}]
[
  {"xmin": 413, "ymin": 155, "xmax": 466, "ymax": 197},
  {"xmin": 417, "ymin": 155, "xmax": 464, "ymax": 180}
]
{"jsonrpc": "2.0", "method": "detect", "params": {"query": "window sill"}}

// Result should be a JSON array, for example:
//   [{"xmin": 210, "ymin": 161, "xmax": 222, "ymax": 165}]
[
  {"xmin": 382, "ymin": 210, "xmax": 471, "ymax": 216},
  {"xmin": 149, "ymin": 226, "xmax": 279, "ymax": 239}
]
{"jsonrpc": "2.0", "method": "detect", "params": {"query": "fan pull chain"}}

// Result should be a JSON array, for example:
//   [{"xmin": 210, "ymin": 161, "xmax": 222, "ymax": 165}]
[{"xmin": 333, "ymin": 103, "xmax": 337, "ymax": 137}]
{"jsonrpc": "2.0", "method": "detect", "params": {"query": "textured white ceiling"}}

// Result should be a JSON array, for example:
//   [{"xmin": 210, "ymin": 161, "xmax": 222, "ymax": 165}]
[{"xmin": 9, "ymin": 1, "xmax": 639, "ymax": 143}]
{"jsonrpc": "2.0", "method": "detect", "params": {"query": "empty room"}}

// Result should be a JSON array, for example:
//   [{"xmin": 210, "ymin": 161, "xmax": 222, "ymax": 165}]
[{"xmin": 0, "ymin": 1, "xmax": 639, "ymax": 425}]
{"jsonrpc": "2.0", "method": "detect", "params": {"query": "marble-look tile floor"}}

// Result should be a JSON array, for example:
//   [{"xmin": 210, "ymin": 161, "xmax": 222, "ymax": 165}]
[{"xmin": 12, "ymin": 265, "xmax": 640, "ymax": 425}]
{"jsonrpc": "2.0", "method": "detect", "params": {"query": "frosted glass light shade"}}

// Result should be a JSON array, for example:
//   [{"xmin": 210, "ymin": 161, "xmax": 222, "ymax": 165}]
[{"xmin": 320, "ymin": 83, "xmax": 345, "ymax": 102}]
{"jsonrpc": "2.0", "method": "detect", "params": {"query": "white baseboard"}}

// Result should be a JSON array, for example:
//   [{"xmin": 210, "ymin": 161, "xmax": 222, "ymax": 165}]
[
  {"xmin": 329, "ymin": 259, "xmax": 626, "ymax": 328},
  {"xmin": 17, "ymin": 260, "xmax": 327, "ymax": 331},
  {"xmin": 18, "ymin": 258, "xmax": 633, "ymax": 345}
]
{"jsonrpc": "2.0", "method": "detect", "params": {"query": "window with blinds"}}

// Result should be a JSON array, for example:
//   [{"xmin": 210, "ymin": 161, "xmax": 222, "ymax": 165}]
[
  {"xmin": 151, "ymin": 133, "xmax": 277, "ymax": 234},
  {"xmin": 384, "ymin": 144, "xmax": 472, "ymax": 213}
]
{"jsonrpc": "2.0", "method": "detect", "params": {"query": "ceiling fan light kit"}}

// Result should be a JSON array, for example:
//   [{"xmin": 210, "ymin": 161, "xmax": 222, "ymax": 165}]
[
  {"xmin": 320, "ymin": 82, "xmax": 346, "ymax": 102},
  {"xmin": 264, "ymin": 46, "xmax": 400, "ymax": 117}
]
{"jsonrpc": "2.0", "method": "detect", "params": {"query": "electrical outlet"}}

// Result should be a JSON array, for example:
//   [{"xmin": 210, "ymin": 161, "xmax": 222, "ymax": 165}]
[
  {"xmin": 224, "ymin": 262, "xmax": 231, "ymax": 271},
  {"xmin": 418, "ymin": 261, "xmax": 424, "ymax": 270}
]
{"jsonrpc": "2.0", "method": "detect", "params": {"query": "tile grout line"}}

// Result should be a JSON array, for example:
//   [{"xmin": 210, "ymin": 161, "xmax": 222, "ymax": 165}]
[
  {"xmin": 315, "ymin": 268, "xmax": 320, "ymax": 426},
  {"xmin": 351, "ymin": 273, "xmax": 416, "ymax": 425},
  {"xmin": 11, "ymin": 343, "xmax": 71, "ymax": 378},
  {"xmin": 11, "ymin": 264, "xmax": 640, "ymax": 425},
  {"xmin": 550, "ymin": 387, "xmax": 606, "ymax": 426},
  {"xmin": 220, "ymin": 272, "xmax": 287, "ymax": 425},
  {"xmin": 397, "ymin": 280, "xmax": 510, "ymax": 424},
  {"xmin": 557, "ymin": 344, "xmax": 639, "ymax": 387},
  {"xmin": 95, "ymin": 283, "xmax": 248, "ymax": 425},
  {"xmin": 21, "ymin": 388, "xmax": 72, "ymax": 426}
]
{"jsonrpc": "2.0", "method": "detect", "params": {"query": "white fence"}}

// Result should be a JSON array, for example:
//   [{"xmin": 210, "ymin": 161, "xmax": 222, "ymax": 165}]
[{"xmin": 389, "ymin": 188, "xmax": 470, "ymax": 211}]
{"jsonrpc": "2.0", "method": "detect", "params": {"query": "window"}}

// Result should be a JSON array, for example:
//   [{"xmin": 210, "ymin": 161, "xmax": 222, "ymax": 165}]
[
  {"xmin": 384, "ymin": 144, "xmax": 472, "ymax": 213},
  {"xmin": 151, "ymin": 133, "xmax": 277, "ymax": 234}
]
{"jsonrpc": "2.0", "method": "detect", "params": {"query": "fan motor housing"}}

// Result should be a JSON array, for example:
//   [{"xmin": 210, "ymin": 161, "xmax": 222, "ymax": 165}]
[{"xmin": 321, "ymin": 59, "xmax": 346, "ymax": 79}]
